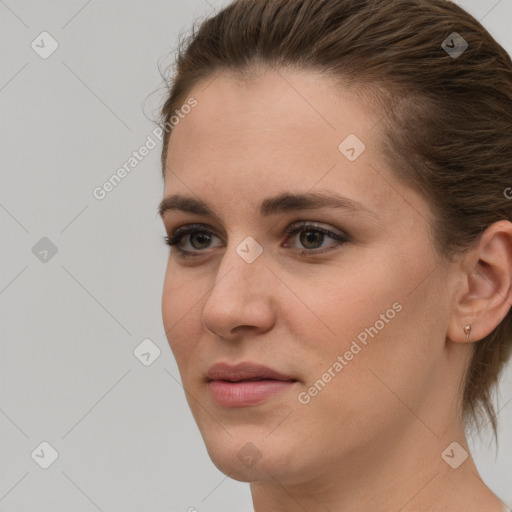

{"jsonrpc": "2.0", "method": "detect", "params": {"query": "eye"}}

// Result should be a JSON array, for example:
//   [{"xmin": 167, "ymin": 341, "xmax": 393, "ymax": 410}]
[
  {"xmin": 163, "ymin": 223, "xmax": 221, "ymax": 258},
  {"xmin": 283, "ymin": 221, "xmax": 349, "ymax": 256},
  {"xmin": 163, "ymin": 221, "xmax": 349, "ymax": 259}
]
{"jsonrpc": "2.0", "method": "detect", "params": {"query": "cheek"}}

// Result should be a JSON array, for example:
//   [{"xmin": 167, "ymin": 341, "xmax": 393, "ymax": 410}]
[
  {"xmin": 162, "ymin": 271, "xmax": 205, "ymax": 368},
  {"xmin": 299, "ymin": 261, "xmax": 442, "ymax": 423},
  {"xmin": 288, "ymin": 252, "xmax": 429, "ymax": 396},
  {"xmin": 289, "ymin": 259, "xmax": 401, "ymax": 354}
]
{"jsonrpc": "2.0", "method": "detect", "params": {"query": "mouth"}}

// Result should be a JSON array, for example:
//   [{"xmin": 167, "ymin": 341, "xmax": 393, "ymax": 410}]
[
  {"xmin": 205, "ymin": 361, "xmax": 297, "ymax": 382},
  {"xmin": 205, "ymin": 362, "xmax": 298, "ymax": 407},
  {"xmin": 210, "ymin": 377, "xmax": 296, "ymax": 383}
]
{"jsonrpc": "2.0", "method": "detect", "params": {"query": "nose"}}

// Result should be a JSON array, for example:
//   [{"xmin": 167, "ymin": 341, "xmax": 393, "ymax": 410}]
[{"xmin": 201, "ymin": 240, "xmax": 276, "ymax": 340}]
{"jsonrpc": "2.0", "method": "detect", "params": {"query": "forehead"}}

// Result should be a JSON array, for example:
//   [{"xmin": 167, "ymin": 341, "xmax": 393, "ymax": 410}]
[
  {"xmin": 168, "ymin": 68, "xmax": 372, "ymax": 156},
  {"xmin": 163, "ymin": 69, "xmax": 426, "ymax": 223}
]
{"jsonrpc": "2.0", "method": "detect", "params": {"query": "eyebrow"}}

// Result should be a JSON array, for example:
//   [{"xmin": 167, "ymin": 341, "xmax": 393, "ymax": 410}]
[{"xmin": 158, "ymin": 191, "xmax": 378, "ymax": 221}]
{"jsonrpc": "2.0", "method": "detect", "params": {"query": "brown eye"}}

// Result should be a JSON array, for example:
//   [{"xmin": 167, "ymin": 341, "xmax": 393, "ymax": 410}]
[
  {"xmin": 164, "ymin": 224, "xmax": 221, "ymax": 258},
  {"xmin": 283, "ymin": 222, "xmax": 349, "ymax": 255}
]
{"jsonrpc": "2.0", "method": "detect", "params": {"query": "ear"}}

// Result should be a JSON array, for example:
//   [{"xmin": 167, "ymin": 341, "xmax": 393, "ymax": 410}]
[{"xmin": 447, "ymin": 220, "xmax": 512, "ymax": 344}]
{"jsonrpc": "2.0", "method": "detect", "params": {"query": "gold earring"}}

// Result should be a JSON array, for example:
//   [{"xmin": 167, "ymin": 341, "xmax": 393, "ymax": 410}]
[{"xmin": 463, "ymin": 324, "xmax": 472, "ymax": 341}]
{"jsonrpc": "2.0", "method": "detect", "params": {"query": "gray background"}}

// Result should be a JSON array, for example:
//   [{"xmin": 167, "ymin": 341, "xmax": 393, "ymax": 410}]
[{"xmin": 1, "ymin": 1, "xmax": 511, "ymax": 511}]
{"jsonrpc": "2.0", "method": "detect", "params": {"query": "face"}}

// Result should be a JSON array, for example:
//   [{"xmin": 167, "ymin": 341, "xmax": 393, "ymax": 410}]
[{"xmin": 160, "ymin": 69, "xmax": 463, "ymax": 486}]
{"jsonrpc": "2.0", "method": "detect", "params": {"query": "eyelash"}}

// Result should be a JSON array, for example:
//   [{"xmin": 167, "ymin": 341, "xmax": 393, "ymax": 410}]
[{"xmin": 163, "ymin": 222, "xmax": 349, "ymax": 259}]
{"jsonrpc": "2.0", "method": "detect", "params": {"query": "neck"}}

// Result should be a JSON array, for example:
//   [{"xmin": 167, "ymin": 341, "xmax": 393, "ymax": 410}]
[{"xmin": 250, "ymin": 419, "xmax": 506, "ymax": 512}]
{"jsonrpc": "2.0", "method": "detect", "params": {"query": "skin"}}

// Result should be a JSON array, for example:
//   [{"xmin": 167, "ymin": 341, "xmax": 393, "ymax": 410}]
[{"xmin": 160, "ymin": 68, "xmax": 512, "ymax": 512}]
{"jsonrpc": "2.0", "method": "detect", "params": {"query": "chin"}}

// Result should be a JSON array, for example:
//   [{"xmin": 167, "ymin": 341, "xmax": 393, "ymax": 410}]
[
  {"xmin": 208, "ymin": 452, "xmax": 266, "ymax": 482},
  {"xmin": 199, "ymin": 427, "xmax": 312, "ymax": 485}
]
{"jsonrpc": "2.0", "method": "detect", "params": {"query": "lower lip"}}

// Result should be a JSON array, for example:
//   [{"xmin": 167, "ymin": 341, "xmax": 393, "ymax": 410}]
[{"xmin": 208, "ymin": 379, "xmax": 297, "ymax": 407}]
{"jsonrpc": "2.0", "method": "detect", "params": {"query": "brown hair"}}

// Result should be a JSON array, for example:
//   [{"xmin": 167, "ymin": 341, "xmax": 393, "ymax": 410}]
[{"xmin": 158, "ymin": 0, "xmax": 512, "ymax": 442}]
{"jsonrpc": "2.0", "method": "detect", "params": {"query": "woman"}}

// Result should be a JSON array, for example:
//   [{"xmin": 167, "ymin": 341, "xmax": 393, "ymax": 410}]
[{"xmin": 157, "ymin": 0, "xmax": 512, "ymax": 510}]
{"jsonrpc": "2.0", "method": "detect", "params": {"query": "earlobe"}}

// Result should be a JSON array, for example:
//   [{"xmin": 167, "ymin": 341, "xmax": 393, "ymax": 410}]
[{"xmin": 447, "ymin": 220, "xmax": 512, "ymax": 344}]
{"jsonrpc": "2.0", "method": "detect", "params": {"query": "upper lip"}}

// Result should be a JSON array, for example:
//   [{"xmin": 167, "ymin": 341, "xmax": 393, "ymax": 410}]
[{"xmin": 206, "ymin": 362, "xmax": 297, "ymax": 382}]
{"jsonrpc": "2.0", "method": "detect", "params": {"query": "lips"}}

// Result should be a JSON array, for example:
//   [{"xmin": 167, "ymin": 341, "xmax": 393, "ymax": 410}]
[
  {"xmin": 205, "ymin": 362, "xmax": 297, "ymax": 383},
  {"xmin": 205, "ymin": 362, "xmax": 298, "ymax": 407}
]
